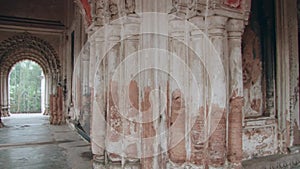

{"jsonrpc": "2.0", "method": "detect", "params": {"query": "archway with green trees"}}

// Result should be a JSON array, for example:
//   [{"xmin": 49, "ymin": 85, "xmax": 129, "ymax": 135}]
[
  {"xmin": 0, "ymin": 33, "xmax": 61, "ymax": 127},
  {"xmin": 9, "ymin": 60, "xmax": 44, "ymax": 113}
]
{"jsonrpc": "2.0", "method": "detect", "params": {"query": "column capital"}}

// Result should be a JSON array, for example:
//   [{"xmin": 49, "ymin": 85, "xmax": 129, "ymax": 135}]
[
  {"xmin": 207, "ymin": 15, "xmax": 228, "ymax": 36},
  {"xmin": 208, "ymin": 15, "xmax": 228, "ymax": 29},
  {"xmin": 0, "ymin": 71, "xmax": 5, "ymax": 77},
  {"xmin": 87, "ymin": 23, "xmax": 102, "ymax": 37},
  {"xmin": 227, "ymin": 19, "xmax": 245, "ymax": 37}
]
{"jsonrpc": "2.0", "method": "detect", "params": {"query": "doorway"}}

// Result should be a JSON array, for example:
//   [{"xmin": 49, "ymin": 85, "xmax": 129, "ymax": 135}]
[{"xmin": 8, "ymin": 60, "xmax": 45, "ymax": 115}]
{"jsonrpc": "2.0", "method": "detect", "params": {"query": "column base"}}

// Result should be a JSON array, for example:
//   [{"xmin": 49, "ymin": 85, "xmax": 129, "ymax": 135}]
[
  {"xmin": 1, "ymin": 111, "xmax": 10, "ymax": 117},
  {"xmin": 43, "ymin": 109, "xmax": 49, "ymax": 115},
  {"xmin": 93, "ymin": 155, "xmax": 141, "ymax": 169},
  {"xmin": 0, "ymin": 121, "xmax": 4, "ymax": 128}
]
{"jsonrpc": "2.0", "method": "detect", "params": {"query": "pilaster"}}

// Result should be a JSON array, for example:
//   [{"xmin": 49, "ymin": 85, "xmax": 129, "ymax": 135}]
[
  {"xmin": 207, "ymin": 15, "xmax": 228, "ymax": 167},
  {"xmin": 226, "ymin": 18, "xmax": 244, "ymax": 168}
]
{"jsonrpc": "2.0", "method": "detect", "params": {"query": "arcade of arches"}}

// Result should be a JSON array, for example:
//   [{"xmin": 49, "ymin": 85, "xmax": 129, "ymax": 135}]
[{"xmin": 0, "ymin": 0, "xmax": 299, "ymax": 168}]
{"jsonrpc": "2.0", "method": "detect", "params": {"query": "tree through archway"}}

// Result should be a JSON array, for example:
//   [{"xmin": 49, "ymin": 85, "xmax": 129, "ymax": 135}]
[
  {"xmin": 9, "ymin": 60, "xmax": 44, "ymax": 114},
  {"xmin": 0, "ymin": 33, "xmax": 62, "ymax": 127}
]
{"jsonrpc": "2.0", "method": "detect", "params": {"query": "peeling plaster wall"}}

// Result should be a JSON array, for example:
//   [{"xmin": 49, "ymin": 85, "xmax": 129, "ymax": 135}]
[
  {"xmin": 241, "ymin": 0, "xmax": 300, "ymax": 160},
  {"xmin": 80, "ymin": 0, "xmax": 251, "ymax": 168},
  {"xmin": 241, "ymin": 0, "xmax": 278, "ymax": 160},
  {"xmin": 242, "ymin": 118, "xmax": 277, "ymax": 159},
  {"xmin": 291, "ymin": 0, "xmax": 300, "ymax": 146},
  {"xmin": 242, "ymin": 25, "xmax": 264, "ymax": 118},
  {"xmin": 73, "ymin": 0, "xmax": 299, "ymax": 168}
]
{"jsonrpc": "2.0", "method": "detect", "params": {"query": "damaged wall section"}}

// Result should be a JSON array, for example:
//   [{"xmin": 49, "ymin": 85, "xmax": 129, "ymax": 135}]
[{"xmin": 242, "ymin": 0, "xmax": 278, "ymax": 159}]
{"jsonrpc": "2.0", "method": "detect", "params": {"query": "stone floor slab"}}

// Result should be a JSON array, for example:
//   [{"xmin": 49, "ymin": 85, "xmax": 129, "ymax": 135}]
[{"xmin": 0, "ymin": 114, "xmax": 92, "ymax": 169}]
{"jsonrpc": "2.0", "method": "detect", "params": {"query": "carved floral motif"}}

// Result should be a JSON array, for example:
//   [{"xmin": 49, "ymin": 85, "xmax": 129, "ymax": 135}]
[
  {"xmin": 169, "ymin": 0, "xmax": 199, "ymax": 19},
  {"xmin": 109, "ymin": 1, "xmax": 118, "ymax": 20},
  {"xmin": 95, "ymin": 0, "xmax": 106, "ymax": 25},
  {"xmin": 125, "ymin": 0, "xmax": 136, "ymax": 14}
]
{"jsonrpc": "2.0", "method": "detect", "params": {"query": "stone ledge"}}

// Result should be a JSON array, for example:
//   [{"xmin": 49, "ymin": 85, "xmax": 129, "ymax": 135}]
[{"xmin": 242, "ymin": 153, "xmax": 300, "ymax": 169}]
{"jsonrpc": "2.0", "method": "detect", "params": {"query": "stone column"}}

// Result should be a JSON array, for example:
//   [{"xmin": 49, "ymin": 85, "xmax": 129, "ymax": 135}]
[
  {"xmin": 81, "ymin": 46, "xmax": 90, "ymax": 133},
  {"xmin": 207, "ymin": 15, "xmax": 228, "ymax": 167},
  {"xmin": 226, "ymin": 19, "xmax": 244, "ymax": 168},
  {"xmin": 88, "ymin": 38, "xmax": 96, "ymax": 139},
  {"xmin": 48, "ymin": 75, "xmax": 52, "ymax": 115},
  {"xmin": 0, "ymin": 73, "xmax": 3, "ymax": 115},
  {"xmin": 45, "ymin": 75, "xmax": 50, "ymax": 115},
  {"xmin": 188, "ymin": 16, "xmax": 207, "ymax": 166},
  {"xmin": 91, "ymin": 33, "xmax": 106, "ymax": 169},
  {"xmin": 2, "ymin": 73, "xmax": 9, "ymax": 116},
  {"xmin": 122, "ymin": 18, "xmax": 141, "ymax": 166},
  {"xmin": 44, "ymin": 75, "xmax": 49, "ymax": 115},
  {"xmin": 0, "ymin": 72, "xmax": 4, "ymax": 126}
]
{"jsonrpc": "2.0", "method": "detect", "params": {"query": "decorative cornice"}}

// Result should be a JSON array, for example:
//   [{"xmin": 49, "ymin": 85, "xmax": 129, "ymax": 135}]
[{"xmin": 0, "ymin": 32, "xmax": 60, "ymax": 75}]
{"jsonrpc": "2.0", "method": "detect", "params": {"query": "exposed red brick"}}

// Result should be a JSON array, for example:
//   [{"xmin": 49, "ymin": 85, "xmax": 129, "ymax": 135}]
[
  {"xmin": 141, "ymin": 157, "xmax": 153, "ymax": 169},
  {"xmin": 48, "ymin": 87, "xmax": 65, "ymax": 125},
  {"xmin": 293, "ymin": 122, "xmax": 300, "ymax": 145},
  {"xmin": 57, "ymin": 86, "xmax": 64, "ymax": 124},
  {"xmin": 138, "ymin": 85, "xmax": 155, "ymax": 169},
  {"xmin": 107, "ymin": 81, "xmax": 122, "ymax": 143},
  {"xmin": 228, "ymin": 97, "xmax": 243, "ymax": 163},
  {"xmin": 141, "ymin": 86, "xmax": 151, "ymax": 112},
  {"xmin": 129, "ymin": 80, "xmax": 139, "ymax": 110},
  {"xmin": 191, "ymin": 107, "xmax": 206, "ymax": 165},
  {"xmin": 286, "ymin": 120, "xmax": 291, "ymax": 150},
  {"xmin": 168, "ymin": 89, "xmax": 186, "ymax": 164},
  {"xmin": 208, "ymin": 106, "xmax": 226, "ymax": 167}
]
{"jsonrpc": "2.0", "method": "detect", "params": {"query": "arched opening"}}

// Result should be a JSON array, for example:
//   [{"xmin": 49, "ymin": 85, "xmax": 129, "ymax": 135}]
[
  {"xmin": 0, "ymin": 33, "xmax": 62, "ymax": 127},
  {"xmin": 9, "ymin": 60, "xmax": 45, "ymax": 115}
]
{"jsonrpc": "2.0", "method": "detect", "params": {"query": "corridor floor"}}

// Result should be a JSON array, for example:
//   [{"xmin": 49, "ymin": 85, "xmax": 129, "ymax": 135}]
[{"xmin": 0, "ymin": 114, "xmax": 92, "ymax": 169}]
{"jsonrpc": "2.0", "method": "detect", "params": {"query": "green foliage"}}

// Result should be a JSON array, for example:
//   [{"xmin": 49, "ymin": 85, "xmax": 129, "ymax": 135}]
[{"xmin": 9, "ymin": 60, "xmax": 43, "ymax": 113}]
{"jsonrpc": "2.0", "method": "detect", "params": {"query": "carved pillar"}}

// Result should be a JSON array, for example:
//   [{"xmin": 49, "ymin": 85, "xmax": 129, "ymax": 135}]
[
  {"xmin": 207, "ymin": 15, "xmax": 228, "ymax": 167},
  {"xmin": 81, "ymin": 46, "xmax": 90, "ymax": 133},
  {"xmin": 91, "ymin": 32, "xmax": 106, "ymax": 169},
  {"xmin": 47, "ymin": 75, "xmax": 51, "ymax": 114},
  {"xmin": 227, "ymin": 19, "xmax": 244, "ymax": 167},
  {"xmin": 88, "ymin": 38, "xmax": 96, "ymax": 138},
  {"xmin": 275, "ymin": 0, "xmax": 288, "ymax": 153},
  {"xmin": 122, "ymin": 17, "xmax": 141, "ymax": 165},
  {"xmin": 53, "ymin": 95, "xmax": 58, "ymax": 124},
  {"xmin": 49, "ymin": 95, "xmax": 54, "ymax": 124},
  {"xmin": 2, "ymin": 73, "xmax": 9, "ymax": 117},
  {"xmin": 167, "ymin": 28, "xmax": 187, "ymax": 166},
  {"xmin": 188, "ymin": 16, "xmax": 207, "ymax": 166},
  {"xmin": 0, "ymin": 73, "xmax": 4, "ymax": 116},
  {"xmin": 105, "ymin": 25, "xmax": 123, "ymax": 165},
  {"xmin": 44, "ymin": 75, "xmax": 49, "ymax": 115},
  {"xmin": 286, "ymin": 0, "xmax": 300, "ymax": 147},
  {"xmin": 0, "ymin": 72, "xmax": 4, "ymax": 126},
  {"xmin": 57, "ymin": 86, "xmax": 64, "ymax": 125}
]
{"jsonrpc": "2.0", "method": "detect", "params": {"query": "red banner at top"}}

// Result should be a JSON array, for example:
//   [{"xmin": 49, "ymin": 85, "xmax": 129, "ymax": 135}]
[
  {"xmin": 224, "ymin": 0, "xmax": 241, "ymax": 8},
  {"xmin": 80, "ymin": 0, "xmax": 92, "ymax": 25}
]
